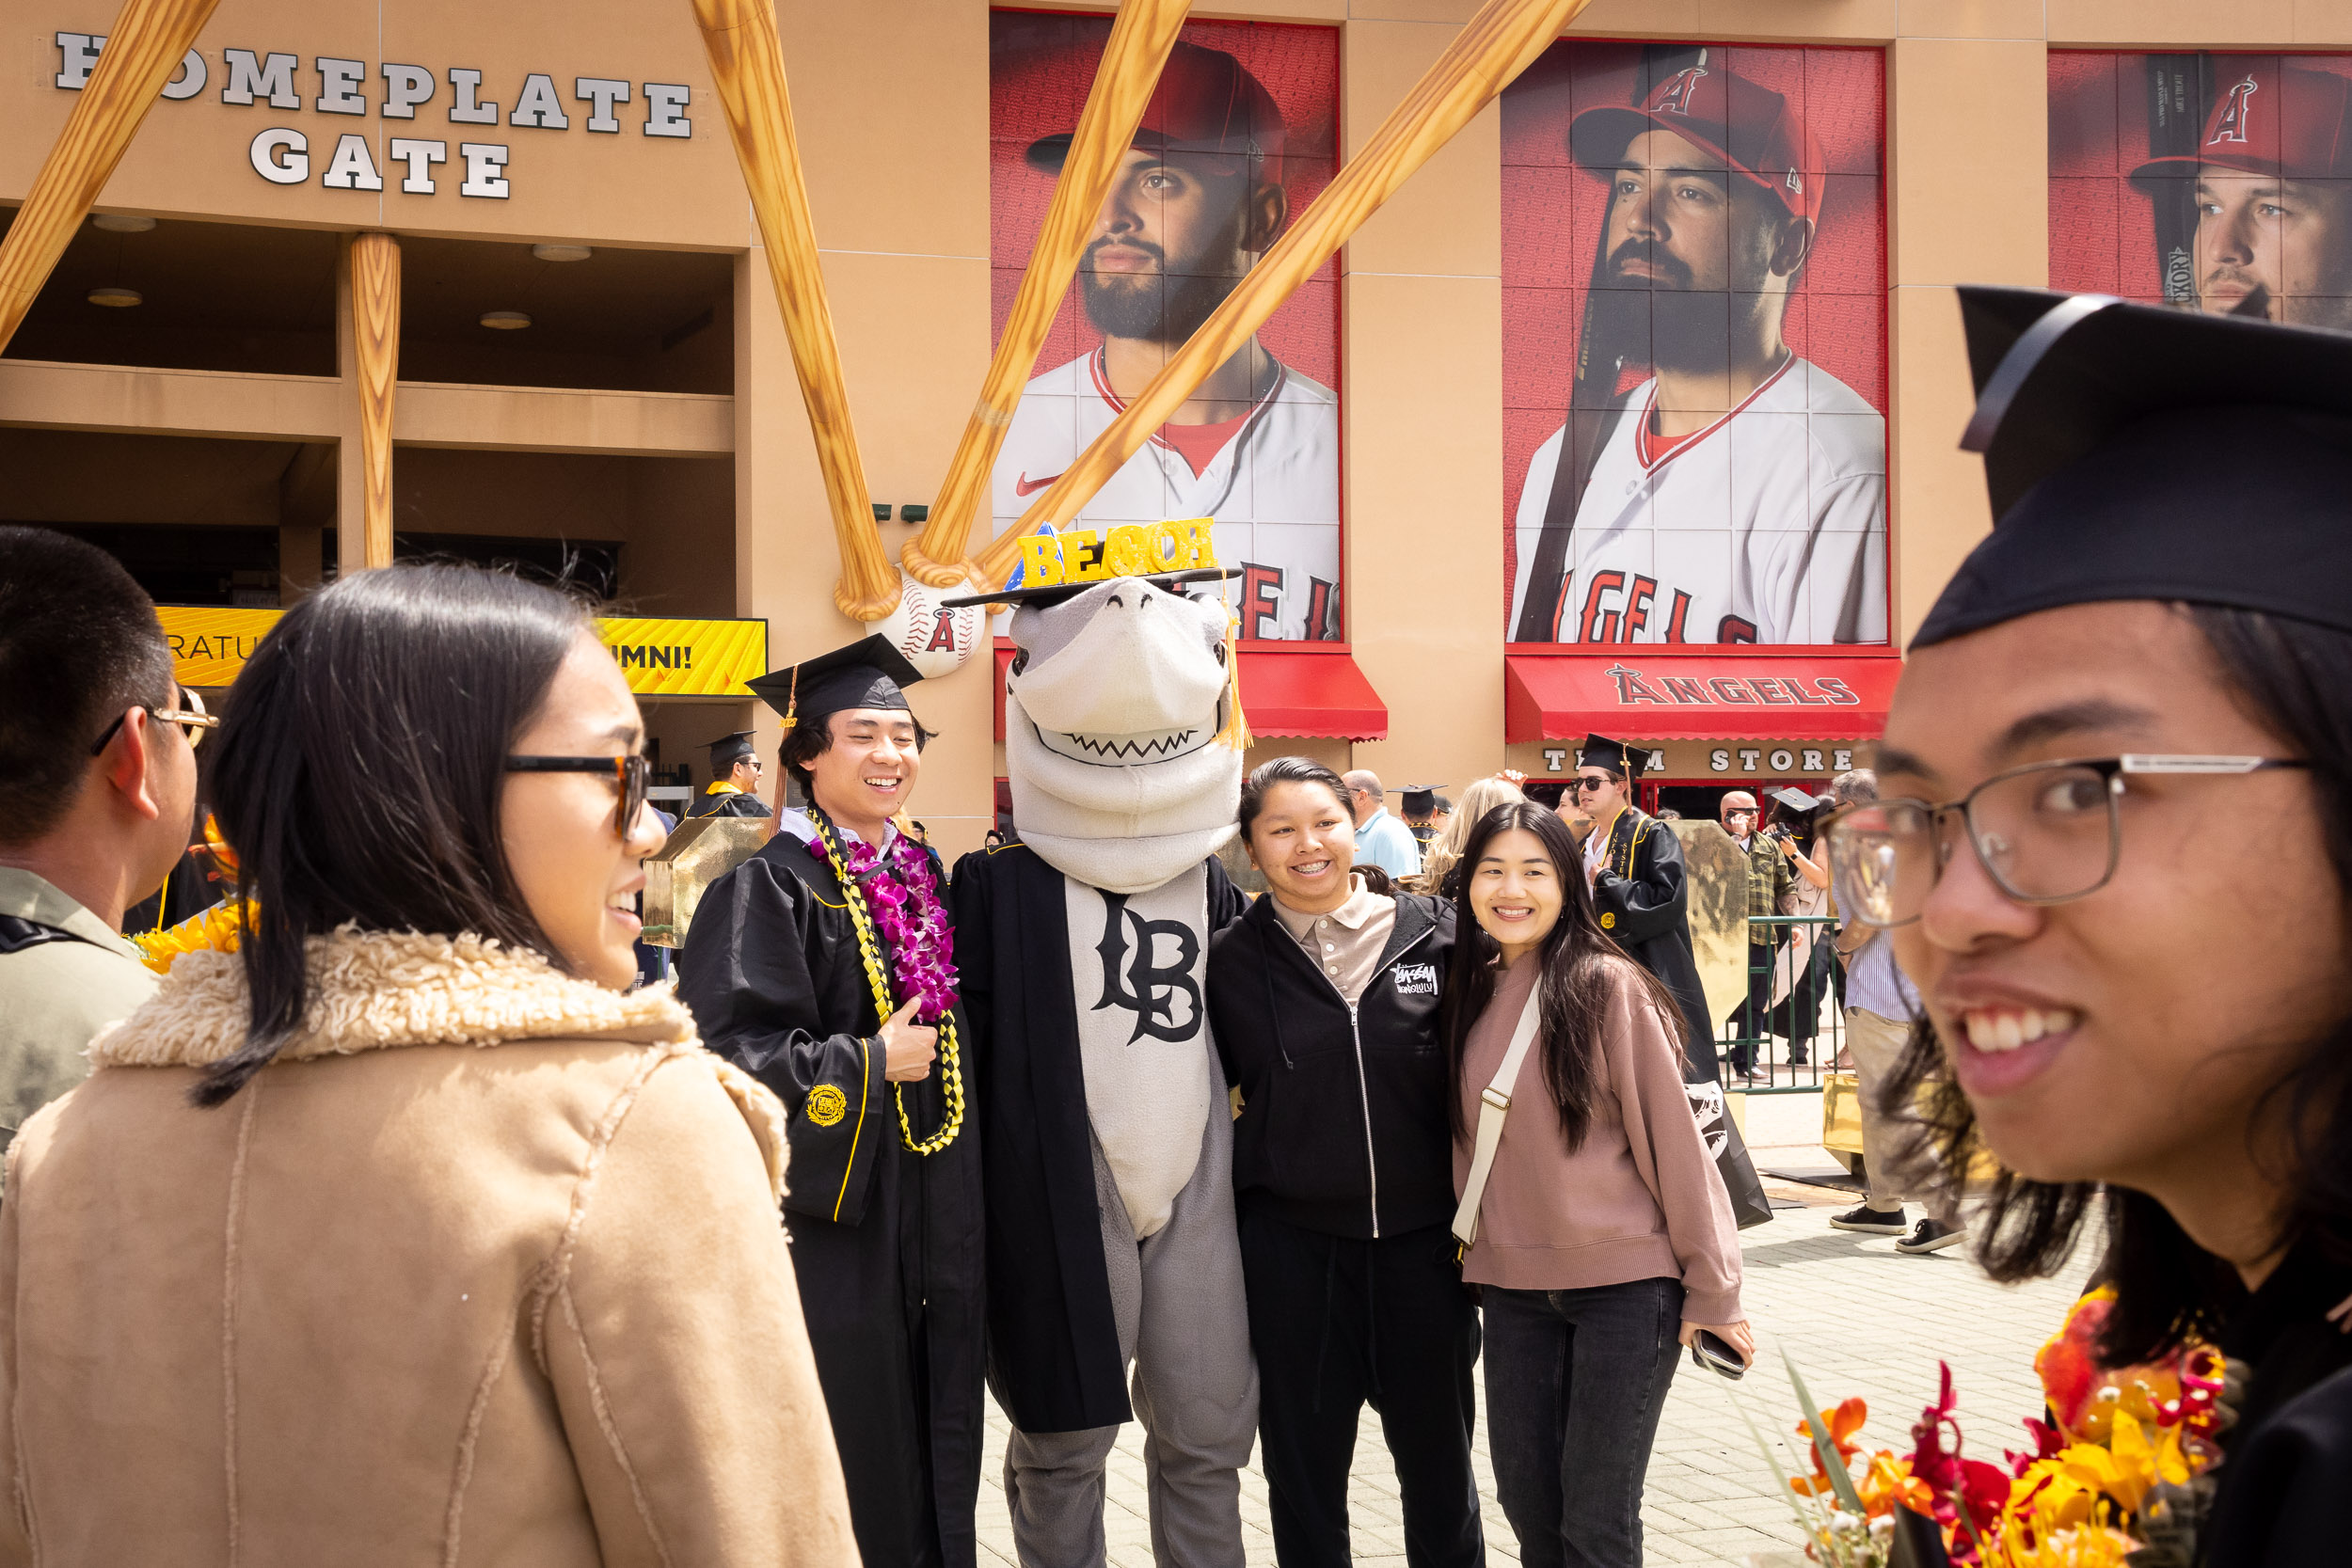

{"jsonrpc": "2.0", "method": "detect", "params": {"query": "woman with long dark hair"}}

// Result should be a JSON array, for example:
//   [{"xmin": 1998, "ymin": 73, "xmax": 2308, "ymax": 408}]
[
  {"xmin": 1207, "ymin": 756, "xmax": 1483, "ymax": 1568},
  {"xmin": 1827, "ymin": 287, "xmax": 2352, "ymax": 1565},
  {"xmin": 0, "ymin": 564, "xmax": 854, "ymax": 1562},
  {"xmin": 1443, "ymin": 800, "xmax": 1747, "ymax": 1568}
]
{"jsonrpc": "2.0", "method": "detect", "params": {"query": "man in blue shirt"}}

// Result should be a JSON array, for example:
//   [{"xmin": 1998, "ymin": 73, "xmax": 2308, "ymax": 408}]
[{"xmin": 1342, "ymin": 770, "xmax": 1422, "ymax": 881}]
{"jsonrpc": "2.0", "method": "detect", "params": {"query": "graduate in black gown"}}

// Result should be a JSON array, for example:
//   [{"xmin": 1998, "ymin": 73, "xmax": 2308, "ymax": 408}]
[
  {"xmin": 1575, "ymin": 735, "xmax": 1719, "ymax": 1080},
  {"xmin": 688, "ymin": 729, "xmax": 774, "ymax": 818},
  {"xmin": 676, "ymin": 638, "xmax": 983, "ymax": 1568},
  {"xmin": 1846, "ymin": 288, "xmax": 2352, "ymax": 1566}
]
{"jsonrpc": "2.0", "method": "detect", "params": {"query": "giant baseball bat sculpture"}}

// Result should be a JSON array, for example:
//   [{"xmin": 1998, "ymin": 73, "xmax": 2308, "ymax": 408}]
[
  {"xmin": 973, "ymin": 0, "xmax": 1596, "ymax": 592},
  {"xmin": 693, "ymin": 0, "xmax": 900, "ymax": 622},
  {"xmin": 0, "ymin": 0, "xmax": 220, "ymax": 356},
  {"xmin": 348, "ymin": 233, "xmax": 402, "ymax": 571},
  {"xmin": 900, "ymin": 0, "xmax": 1193, "ymax": 589}
]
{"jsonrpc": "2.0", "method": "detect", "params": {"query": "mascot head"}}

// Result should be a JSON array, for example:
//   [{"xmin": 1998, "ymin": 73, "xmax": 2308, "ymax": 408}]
[{"xmin": 1002, "ymin": 576, "xmax": 1242, "ymax": 895}]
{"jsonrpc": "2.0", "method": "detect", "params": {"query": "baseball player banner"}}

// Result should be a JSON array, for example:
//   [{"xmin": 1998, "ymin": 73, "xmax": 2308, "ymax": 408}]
[
  {"xmin": 2051, "ymin": 52, "xmax": 2352, "ymax": 329},
  {"xmin": 1502, "ymin": 43, "xmax": 1889, "ymax": 648},
  {"xmin": 989, "ymin": 13, "xmax": 1342, "ymax": 642}
]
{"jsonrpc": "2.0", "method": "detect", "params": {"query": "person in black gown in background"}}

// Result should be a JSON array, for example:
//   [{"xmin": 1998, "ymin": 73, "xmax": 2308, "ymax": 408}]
[{"xmin": 677, "ymin": 637, "xmax": 983, "ymax": 1568}]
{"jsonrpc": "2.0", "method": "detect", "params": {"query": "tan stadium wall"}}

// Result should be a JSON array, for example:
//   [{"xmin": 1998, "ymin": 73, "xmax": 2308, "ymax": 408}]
[{"xmin": 10, "ymin": 1, "xmax": 2347, "ymax": 858}]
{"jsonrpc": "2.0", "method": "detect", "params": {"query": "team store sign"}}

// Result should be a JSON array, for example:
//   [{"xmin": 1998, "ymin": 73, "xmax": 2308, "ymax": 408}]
[{"xmin": 53, "ymin": 35, "xmax": 693, "ymax": 199}]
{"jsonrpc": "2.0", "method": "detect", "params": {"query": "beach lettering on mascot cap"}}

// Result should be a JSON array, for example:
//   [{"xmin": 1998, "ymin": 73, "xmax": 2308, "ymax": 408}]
[{"xmin": 1017, "ymin": 519, "xmax": 1217, "ymax": 590}]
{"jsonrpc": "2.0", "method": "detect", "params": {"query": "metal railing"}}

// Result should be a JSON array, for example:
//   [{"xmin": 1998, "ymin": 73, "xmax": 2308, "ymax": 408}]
[{"xmin": 1719, "ymin": 913, "xmax": 1843, "ymax": 1095}]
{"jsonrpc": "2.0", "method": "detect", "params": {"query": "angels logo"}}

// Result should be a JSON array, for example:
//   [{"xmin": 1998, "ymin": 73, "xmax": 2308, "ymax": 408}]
[
  {"xmin": 1654, "ymin": 66, "xmax": 1708, "ymax": 117},
  {"xmin": 1092, "ymin": 891, "xmax": 1203, "ymax": 1044},
  {"xmin": 2209, "ymin": 73, "xmax": 2260, "ymax": 145}
]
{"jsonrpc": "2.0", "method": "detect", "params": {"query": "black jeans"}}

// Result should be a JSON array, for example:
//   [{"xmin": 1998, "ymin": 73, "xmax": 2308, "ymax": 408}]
[
  {"xmin": 1482, "ymin": 1277, "xmax": 1683, "ymax": 1568},
  {"xmin": 1238, "ymin": 1207, "xmax": 1485, "ymax": 1568}
]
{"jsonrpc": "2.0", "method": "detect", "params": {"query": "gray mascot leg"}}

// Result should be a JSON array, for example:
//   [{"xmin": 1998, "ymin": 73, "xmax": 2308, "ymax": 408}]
[{"xmin": 1004, "ymin": 1051, "xmax": 1257, "ymax": 1567}]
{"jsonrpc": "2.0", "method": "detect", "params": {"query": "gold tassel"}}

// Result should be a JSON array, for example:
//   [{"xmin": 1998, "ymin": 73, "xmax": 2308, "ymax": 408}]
[
  {"xmin": 779, "ymin": 667, "xmax": 800, "ymax": 732},
  {"xmin": 1212, "ymin": 611, "xmax": 1251, "ymax": 752}
]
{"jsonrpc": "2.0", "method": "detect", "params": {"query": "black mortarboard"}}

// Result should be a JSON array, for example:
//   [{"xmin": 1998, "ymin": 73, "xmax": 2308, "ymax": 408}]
[
  {"xmin": 1579, "ymin": 734, "xmax": 1645, "ymax": 780},
  {"xmin": 706, "ymin": 730, "xmax": 756, "ymax": 768},
  {"xmin": 745, "ymin": 634, "xmax": 925, "ymax": 731},
  {"xmin": 1398, "ymin": 784, "xmax": 1438, "ymax": 816},
  {"xmin": 939, "ymin": 566, "xmax": 1240, "ymax": 611},
  {"xmin": 1917, "ymin": 286, "xmax": 2352, "ymax": 647}
]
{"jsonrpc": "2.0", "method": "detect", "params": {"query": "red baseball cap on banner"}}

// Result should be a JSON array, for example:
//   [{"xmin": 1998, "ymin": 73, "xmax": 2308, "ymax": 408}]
[
  {"xmin": 1026, "ymin": 40, "xmax": 1287, "ymax": 188},
  {"xmin": 2131, "ymin": 60, "xmax": 2352, "ymax": 182},
  {"xmin": 1569, "ymin": 61, "xmax": 1825, "ymax": 226}
]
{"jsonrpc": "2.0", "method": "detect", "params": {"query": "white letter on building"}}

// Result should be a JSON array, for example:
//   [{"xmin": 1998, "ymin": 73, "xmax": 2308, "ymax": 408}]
[
  {"xmin": 222, "ymin": 50, "xmax": 299, "ymax": 107},
  {"xmin": 509, "ymin": 72, "xmax": 568, "ymax": 129},
  {"xmin": 250, "ymin": 127, "xmax": 309, "ymax": 184},
  {"xmin": 161, "ymin": 48, "xmax": 206, "ymax": 100},
  {"xmin": 381, "ymin": 63, "xmax": 435, "ymax": 119},
  {"xmin": 54, "ymin": 33, "xmax": 103, "ymax": 90},
  {"xmin": 315, "ymin": 56, "xmax": 366, "ymax": 115},
  {"xmin": 458, "ymin": 142, "xmax": 511, "ymax": 198},
  {"xmin": 447, "ymin": 67, "xmax": 499, "ymax": 124},
  {"xmin": 388, "ymin": 138, "xmax": 447, "ymax": 194},
  {"xmin": 643, "ymin": 82, "xmax": 691, "ymax": 137},
  {"xmin": 575, "ymin": 76, "xmax": 629, "ymax": 133},
  {"xmin": 322, "ymin": 133, "xmax": 385, "ymax": 190}
]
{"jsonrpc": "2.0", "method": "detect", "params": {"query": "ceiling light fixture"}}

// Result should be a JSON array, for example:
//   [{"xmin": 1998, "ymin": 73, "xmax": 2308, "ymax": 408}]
[
  {"xmin": 531, "ymin": 244, "xmax": 592, "ymax": 262},
  {"xmin": 87, "ymin": 286, "xmax": 143, "ymax": 308},
  {"xmin": 91, "ymin": 214, "xmax": 157, "ymax": 233},
  {"xmin": 480, "ymin": 310, "xmax": 532, "ymax": 330}
]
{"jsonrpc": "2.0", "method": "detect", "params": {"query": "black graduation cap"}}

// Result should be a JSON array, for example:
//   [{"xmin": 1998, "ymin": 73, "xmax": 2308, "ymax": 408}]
[
  {"xmin": 1917, "ymin": 286, "xmax": 2352, "ymax": 647},
  {"xmin": 1398, "ymin": 784, "xmax": 1439, "ymax": 816},
  {"xmin": 745, "ymin": 634, "xmax": 926, "ymax": 732},
  {"xmin": 705, "ymin": 730, "xmax": 757, "ymax": 768},
  {"xmin": 938, "ymin": 565, "xmax": 1241, "ymax": 611},
  {"xmin": 1579, "ymin": 733, "xmax": 1645, "ymax": 781}
]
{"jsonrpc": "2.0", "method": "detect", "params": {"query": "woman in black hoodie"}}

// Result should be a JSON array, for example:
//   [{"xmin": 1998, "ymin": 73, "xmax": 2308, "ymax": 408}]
[{"xmin": 1207, "ymin": 757, "xmax": 1481, "ymax": 1568}]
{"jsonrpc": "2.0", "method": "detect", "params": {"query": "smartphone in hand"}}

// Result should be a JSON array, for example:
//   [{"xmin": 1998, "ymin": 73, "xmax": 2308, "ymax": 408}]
[{"xmin": 1688, "ymin": 1329, "xmax": 1747, "ymax": 1380}]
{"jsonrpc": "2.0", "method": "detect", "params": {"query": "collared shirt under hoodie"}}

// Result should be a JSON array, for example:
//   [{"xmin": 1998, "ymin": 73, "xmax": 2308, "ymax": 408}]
[
  {"xmin": 2200, "ymin": 1236, "xmax": 2352, "ymax": 1565},
  {"xmin": 1269, "ymin": 877, "xmax": 1397, "ymax": 1006}
]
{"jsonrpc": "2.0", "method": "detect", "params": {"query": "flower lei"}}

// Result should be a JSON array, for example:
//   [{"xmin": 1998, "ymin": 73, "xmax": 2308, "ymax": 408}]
[{"xmin": 804, "ymin": 808, "xmax": 965, "ymax": 1155}]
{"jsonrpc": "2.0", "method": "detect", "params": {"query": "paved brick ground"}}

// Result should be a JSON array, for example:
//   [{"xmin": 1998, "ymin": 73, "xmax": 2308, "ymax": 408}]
[{"xmin": 975, "ymin": 1092, "xmax": 2095, "ymax": 1567}]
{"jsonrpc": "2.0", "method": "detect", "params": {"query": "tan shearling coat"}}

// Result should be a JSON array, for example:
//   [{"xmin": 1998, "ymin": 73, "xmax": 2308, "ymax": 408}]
[{"xmin": 0, "ymin": 928, "xmax": 860, "ymax": 1567}]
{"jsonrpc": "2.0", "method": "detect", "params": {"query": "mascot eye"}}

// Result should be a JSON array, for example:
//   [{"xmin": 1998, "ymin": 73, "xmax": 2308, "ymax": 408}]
[
  {"xmin": 1213, "ymin": 641, "xmax": 1228, "ymax": 667},
  {"xmin": 1009, "ymin": 650, "xmax": 1028, "ymax": 675}
]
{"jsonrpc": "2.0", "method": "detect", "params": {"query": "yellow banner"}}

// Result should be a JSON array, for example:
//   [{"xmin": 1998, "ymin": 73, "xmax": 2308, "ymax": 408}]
[{"xmin": 161, "ymin": 607, "xmax": 769, "ymax": 698}]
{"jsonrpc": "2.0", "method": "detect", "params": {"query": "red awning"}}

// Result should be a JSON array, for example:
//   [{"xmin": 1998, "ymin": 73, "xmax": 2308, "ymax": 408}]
[
  {"xmin": 1504, "ymin": 650, "xmax": 1901, "ymax": 742},
  {"xmin": 996, "ymin": 644, "xmax": 1388, "ymax": 741}
]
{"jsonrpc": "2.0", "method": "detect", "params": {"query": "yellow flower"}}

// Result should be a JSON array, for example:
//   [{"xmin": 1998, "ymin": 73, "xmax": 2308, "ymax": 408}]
[{"xmin": 131, "ymin": 899, "xmax": 249, "ymax": 974}]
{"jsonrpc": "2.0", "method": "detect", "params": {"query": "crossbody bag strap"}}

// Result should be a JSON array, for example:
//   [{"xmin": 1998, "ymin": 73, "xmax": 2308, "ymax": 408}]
[
  {"xmin": 1451, "ymin": 983, "xmax": 1545, "ymax": 1251},
  {"xmin": 0, "ymin": 913, "xmax": 96, "ymax": 957}
]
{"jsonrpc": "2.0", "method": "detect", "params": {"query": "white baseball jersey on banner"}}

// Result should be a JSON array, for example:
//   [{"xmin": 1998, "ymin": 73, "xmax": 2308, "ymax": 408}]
[
  {"xmin": 1508, "ymin": 356, "xmax": 1888, "ymax": 645},
  {"xmin": 991, "ymin": 347, "xmax": 1343, "ymax": 641}
]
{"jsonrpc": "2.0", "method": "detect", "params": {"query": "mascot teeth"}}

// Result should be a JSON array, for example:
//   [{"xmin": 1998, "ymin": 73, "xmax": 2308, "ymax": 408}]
[{"xmin": 1036, "ymin": 725, "xmax": 1208, "ymax": 764}]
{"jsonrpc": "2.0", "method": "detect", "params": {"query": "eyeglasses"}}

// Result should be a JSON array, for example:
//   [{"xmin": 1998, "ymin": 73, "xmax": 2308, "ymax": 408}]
[
  {"xmin": 1573, "ymin": 774, "xmax": 1614, "ymax": 792},
  {"xmin": 89, "ymin": 686, "xmax": 220, "ymax": 756},
  {"xmin": 1824, "ymin": 754, "xmax": 2312, "ymax": 928},
  {"xmin": 504, "ymin": 753, "xmax": 652, "ymax": 839}
]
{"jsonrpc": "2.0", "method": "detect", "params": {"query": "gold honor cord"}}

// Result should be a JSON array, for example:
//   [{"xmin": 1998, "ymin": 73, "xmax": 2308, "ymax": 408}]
[{"xmin": 807, "ymin": 809, "xmax": 966, "ymax": 1156}]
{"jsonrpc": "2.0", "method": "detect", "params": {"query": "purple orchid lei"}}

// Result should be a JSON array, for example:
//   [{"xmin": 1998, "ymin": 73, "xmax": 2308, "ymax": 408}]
[{"xmin": 808, "ymin": 829, "xmax": 960, "ymax": 1022}]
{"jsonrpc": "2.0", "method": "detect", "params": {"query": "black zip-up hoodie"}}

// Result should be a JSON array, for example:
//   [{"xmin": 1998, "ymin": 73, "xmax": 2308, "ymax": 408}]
[{"xmin": 1206, "ymin": 890, "xmax": 1458, "ymax": 1240}]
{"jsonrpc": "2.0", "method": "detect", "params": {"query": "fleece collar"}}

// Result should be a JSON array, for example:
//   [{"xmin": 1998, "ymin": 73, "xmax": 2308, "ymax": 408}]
[{"xmin": 91, "ymin": 927, "xmax": 693, "ymax": 1070}]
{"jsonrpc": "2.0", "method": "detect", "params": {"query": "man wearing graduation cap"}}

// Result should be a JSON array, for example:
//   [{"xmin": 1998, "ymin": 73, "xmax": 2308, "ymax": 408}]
[
  {"xmin": 1571, "ymin": 735, "xmax": 1719, "ymax": 1079},
  {"xmin": 688, "ymin": 729, "xmax": 772, "ymax": 817},
  {"xmin": 675, "ymin": 636, "xmax": 984, "ymax": 1568},
  {"xmin": 945, "ymin": 562, "xmax": 1262, "ymax": 1568},
  {"xmin": 1836, "ymin": 285, "xmax": 2352, "ymax": 1565}
]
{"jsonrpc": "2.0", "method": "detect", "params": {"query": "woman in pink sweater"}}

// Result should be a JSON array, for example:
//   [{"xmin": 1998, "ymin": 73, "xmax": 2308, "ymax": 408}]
[{"xmin": 1442, "ymin": 800, "xmax": 1751, "ymax": 1568}]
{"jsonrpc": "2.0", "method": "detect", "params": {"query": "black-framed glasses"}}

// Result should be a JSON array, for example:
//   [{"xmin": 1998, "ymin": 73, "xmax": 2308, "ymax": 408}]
[
  {"xmin": 1824, "ymin": 754, "xmax": 2312, "ymax": 928},
  {"xmin": 504, "ymin": 754, "xmax": 651, "ymax": 839},
  {"xmin": 89, "ymin": 686, "xmax": 219, "ymax": 756}
]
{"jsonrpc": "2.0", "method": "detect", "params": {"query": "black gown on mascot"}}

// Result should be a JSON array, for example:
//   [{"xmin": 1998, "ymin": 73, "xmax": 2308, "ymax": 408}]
[{"xmin": 677, "ymin": 829, "xmax": 983, "ymax": 1568}]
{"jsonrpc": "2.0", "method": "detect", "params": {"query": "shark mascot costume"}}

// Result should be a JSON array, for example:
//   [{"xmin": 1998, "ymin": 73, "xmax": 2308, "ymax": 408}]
[{"xmin": 947, "ymin": 563, "xmax": 1257, "ymax": 1568}]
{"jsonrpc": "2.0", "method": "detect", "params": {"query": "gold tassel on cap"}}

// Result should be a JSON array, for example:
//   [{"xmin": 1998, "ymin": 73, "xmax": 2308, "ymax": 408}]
[
  {"xmin": 779, "ymin": 667, "xmax": 800, "ymax": 732},
  {"xmin": 1213, "ymin": 612, "xmax": 1252, "ymax": 753}
]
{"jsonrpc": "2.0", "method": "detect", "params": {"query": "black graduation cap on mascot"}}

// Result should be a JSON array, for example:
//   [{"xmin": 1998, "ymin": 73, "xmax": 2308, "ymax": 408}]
[
  {"xmin": 705, "ymin": 730, "xmax": 757, "ymax": 772},
  {"xmin": 1579, "ymin": 734, "xmax": 1646, "ymax": 781},
  {"xmin": 937, "ymin": 564, "xmax": 1241, "ymax": 610},
  {"xmin": 1917, "ymin": 286, "xmax": 2352, "ymax": 647},
  {"xmin": 745, "ymin": 634, "xmax": 928, "ymax": 733}
]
